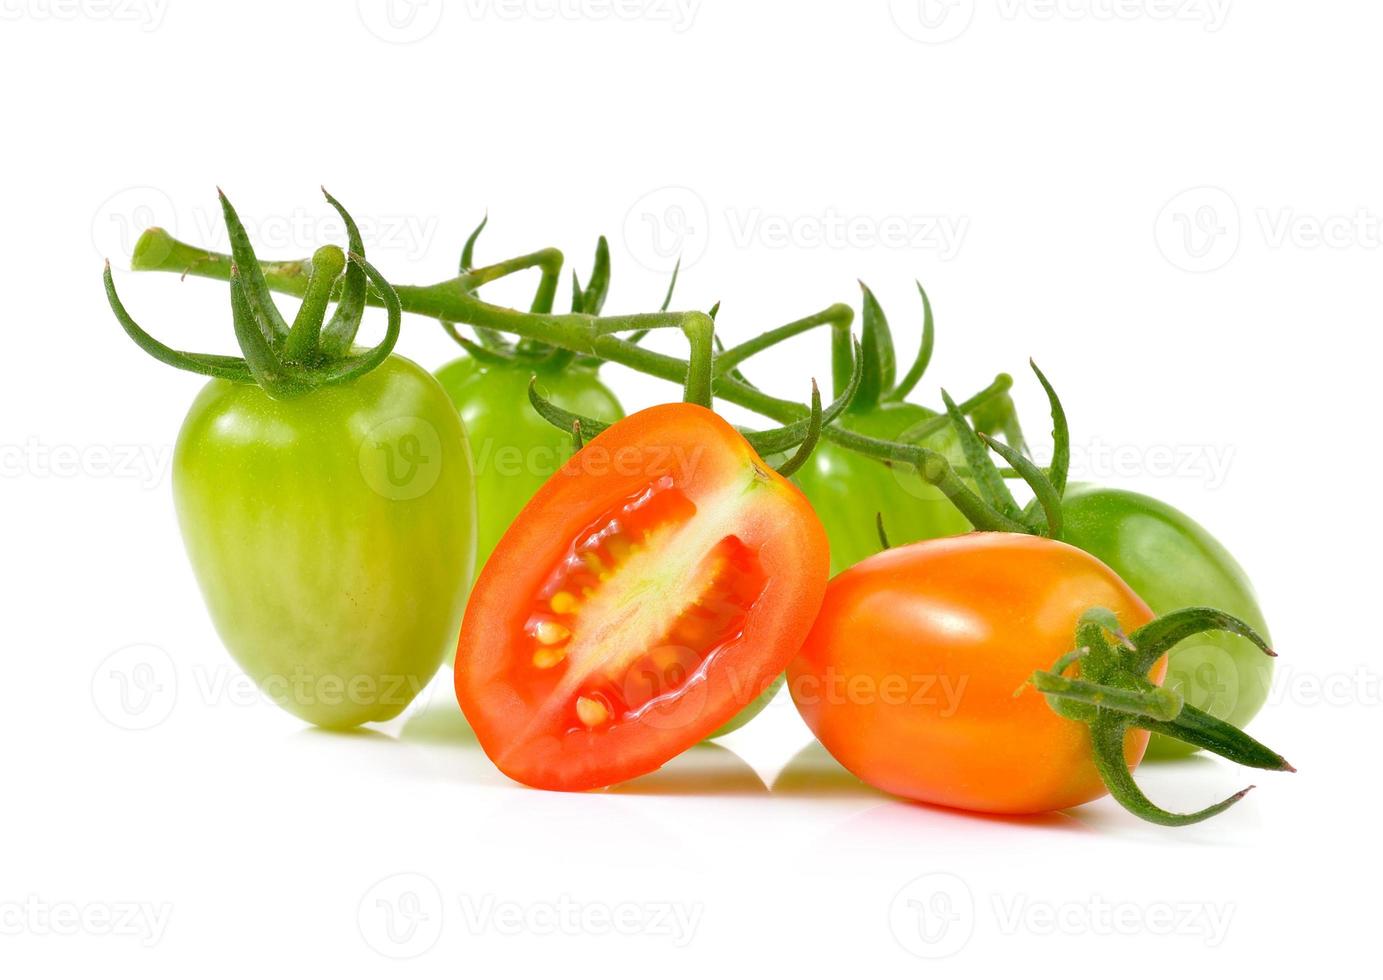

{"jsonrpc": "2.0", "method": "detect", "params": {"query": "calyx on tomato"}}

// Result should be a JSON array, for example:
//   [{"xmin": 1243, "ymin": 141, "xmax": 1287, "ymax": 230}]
[
  {"xmin": 793, "ymin": 282, "xmax": 1025, "ymax": 572},
  {"xmin": 109, "ymin": 189, "xmax": 401, "ymax": 398},
  {"xmin": 886, "ymin": 365, "xmax": 1294, "ymax": 824},
  {"xmin": 1028, "ymin": 606, "xmax": 1288, "ymax": 825}
]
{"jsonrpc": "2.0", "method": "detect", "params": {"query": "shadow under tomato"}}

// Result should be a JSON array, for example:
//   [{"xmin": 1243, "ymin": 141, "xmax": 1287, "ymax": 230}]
[
  {"xmin": 1136, "ymin": 752, "xmax": 1227, "ymax": 771},
  {"xmin": 396, "ymin": 699, "xmax": 480, "ymax": 747},
  {"xmin": 610, "ymin": 744, "xmax": 767, "ymax": 797},
  {"xmin": 293, "ymin": 725, "xmax": 395, "ymax": 743},
  {"xmin": 770, "ymin": 741, "xmax": 888, "ymax": 800},
  {"xmin": 773, "ymin": 742, "xmax": 1091, "ymax": 833}
]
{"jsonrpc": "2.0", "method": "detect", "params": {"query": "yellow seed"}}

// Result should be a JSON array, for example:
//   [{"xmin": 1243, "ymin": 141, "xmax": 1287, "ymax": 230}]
[
  {"xmin": 583, "ymin": 553, "xmax": 607, "ymax": 576},
  {"xmin": 550, "ymin": 591, "xmax": 579, "ymax": 615},
  {"xmin": 576, "ymin": 696, "xmax": 609, "ymax": 728},
  {"xmin": 534, "ymin": 620, "xmax": 571, "ymax": 645},
  {"xmin": 607, "ymin": 538, "xmax": 635, "ymax": 563},
  {"xmin": 532, "ymin": 647, "xmax": 566, "ymax": 669}
]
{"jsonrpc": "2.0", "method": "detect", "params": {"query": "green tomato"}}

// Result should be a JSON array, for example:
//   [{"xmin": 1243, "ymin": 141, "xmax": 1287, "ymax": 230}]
[
  {"xmin": 434, "ymin": 356, "xmax": 624, "ymax": 572},
  {"xmin": 174, "ymin": 355, "xmax": 476, "ymax": 729},
  {"xmin": 1060, "ymin": 485, "xmax": 1272, "ymax": 758},
  {"xmin": 793, "ymin": 403, "xmax": 971, "ymax": 574},
  {"xmin": 708, "ymin": 674, "xmax": 784, "ymax": 739}
]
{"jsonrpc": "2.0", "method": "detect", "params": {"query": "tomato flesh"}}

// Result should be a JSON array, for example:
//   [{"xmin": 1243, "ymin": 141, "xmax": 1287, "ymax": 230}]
[
  {"xmin": 515, "ymin": 477, "xmax": 767, "ymax": 735},
  {"xmin": 456, "ymin": 403, "xmax": 828, "ymax": 791}
]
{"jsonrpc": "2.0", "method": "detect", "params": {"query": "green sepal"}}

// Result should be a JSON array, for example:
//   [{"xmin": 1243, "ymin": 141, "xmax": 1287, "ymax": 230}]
[
  {"xmin": 979, "ymin": 432, "xmax": 1061, "ymax": 538},
  {"xmin": 1127, "ymin": 606, "xmax": 1274, "ymax": 678},
  {"xmin": 305, "ymin": 253, "xmax": 401, "ymax": 387},
  {"xmin": 319, "ymin": 188, "xmax": 369, "ymax": 357},
  {"xmin": 774, "ymin": 381, "xmax": 824, "ymax": 478},
  {"xmin": 460, "ymin": 212, "xmax": 488, "ymax": 272},
  {"xmin": 102, "ymin": 262, "xmax": 254, "ymax": 384},
  {"xmin": 579, "ymin": 236, "xmax": 611, "ymax": 315},
  {"xmin": 742, "ymin": 338, "xmax": 861, "ymax": 457},
  {"xmin": 439, "ymin": 321, "xmax": 516, "ymax": 366},
  {"xmin": 1088, "ymin": 716, "xmax": 1256, "ymax": 827},
  {"xmin": 853, "ymin": 282, "xmax": 896, "ymax": 410},
  {"xmin": 889, "ymin": 281, "xmax": 935, "ymax": 401},
  {"xmin": 218, "ymin": 190, "xmax": 288, "ymax": 342},
  {"xmin": 942, "ymin": 388, "xmax": 1023, "ymax": 521},
  {"xmin": 1135, "ymin": 701, "xmax": 1293, "ymax": 772},
  {"xmin": 229, "ymin": 267, "xmax": 310, "ymax": 399},
  {"xmin": 1030, "ymin": 360, "xmax": 1069, "ymax": 496},
  {"xmin": 527, "ymin": 377, "xmax": 611, "ymax": 441},
  {"xmin": 875, "ymin": 513, "xmax": 891, "ymax": 550},
  {"xmin": 1027, "ymin": 604, "xmax": 1294, "ymax": 827}
]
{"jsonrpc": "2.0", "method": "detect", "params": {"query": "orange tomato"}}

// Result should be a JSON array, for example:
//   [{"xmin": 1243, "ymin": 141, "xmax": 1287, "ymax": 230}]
[{"xmin": 788, "ymin": 533, "xmax": 1161, "ymax": 814}]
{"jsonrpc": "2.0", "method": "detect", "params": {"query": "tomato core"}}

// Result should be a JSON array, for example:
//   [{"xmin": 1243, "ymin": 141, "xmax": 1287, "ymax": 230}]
[{"xmin": 512, "ymin": 475, "xmax": 768, "ymax": 738}]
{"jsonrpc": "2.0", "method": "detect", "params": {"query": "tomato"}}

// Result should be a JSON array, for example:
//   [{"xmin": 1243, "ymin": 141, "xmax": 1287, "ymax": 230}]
[
  {"xmin": 435, "ymin": 356, "xmax": 623, "ymax": 574},
  {"xmin": 788, "ymin": 533, "xmax": 1159, "ymax": 815},
  {"xmin": 175, "ymin": 355, "xmax": 476, "ymax": 728},
  {"xmin": 455, "ymin": 402, "xmax": 829, "ymax": 790},
  {"xmin": 793, "ymin": 404, "xmax": 970, "ymax": 573},
  {"xmin": 1059, "ymin": 485, "xmax": 1272, "ymax": 758},
  {"xmin": 108, "ymin": 191, "xmax": 478, "ymax": 729}
]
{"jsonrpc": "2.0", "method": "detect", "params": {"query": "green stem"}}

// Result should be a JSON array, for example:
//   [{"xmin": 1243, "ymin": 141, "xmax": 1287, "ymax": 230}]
[
  {"xmin": 127, "ymin": 228, "xmax": 1008, "ymax": 517},
  {"xmin": 714, "ymin": 305, "xmax": 855, "ymax": 377},
  {"xmin": 680, "ymin": 312, "xmax": 715, "ymax": 407},
  {"xmin": 282, "ymin": 245, "xmax": 345, "ymax": 363}
]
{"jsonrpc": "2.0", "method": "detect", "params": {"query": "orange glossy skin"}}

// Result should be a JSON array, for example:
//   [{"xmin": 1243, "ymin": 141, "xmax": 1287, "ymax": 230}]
[{"xmin": 788, "ymin": 533, "xmax": 1160, "ymax": 815}]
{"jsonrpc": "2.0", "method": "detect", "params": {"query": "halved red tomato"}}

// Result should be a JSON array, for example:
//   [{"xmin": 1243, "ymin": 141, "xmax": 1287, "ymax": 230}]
[{"xmin": 455, "ymin": 403, "xmax": 830, "ymax": 790}]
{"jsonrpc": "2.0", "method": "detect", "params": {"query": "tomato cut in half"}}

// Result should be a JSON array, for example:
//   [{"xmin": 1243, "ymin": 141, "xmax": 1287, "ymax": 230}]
[{"xmin": 455, "ymin": 403, "xmax": 829, "ymax": 791}]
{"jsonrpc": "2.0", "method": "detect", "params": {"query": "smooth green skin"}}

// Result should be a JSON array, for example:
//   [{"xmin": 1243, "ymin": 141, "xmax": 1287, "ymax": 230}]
[
  {"xmin": 1060, "ymin": 485, "xmax": 1273, "ymax": 758},
  {"xmin": 793, "ymin": 403, "xmax": 972, "ymax": 574},
  {"xmin": 709, "ymin": 674, "xmax": 784, "ymax": 739},
  {"xmin": 434, "ymin": 357, "xmax": 624, "ymax": 573},
  {"xmin": 173, "ymin": 355, "xmax": 477, "ymax": 729}
]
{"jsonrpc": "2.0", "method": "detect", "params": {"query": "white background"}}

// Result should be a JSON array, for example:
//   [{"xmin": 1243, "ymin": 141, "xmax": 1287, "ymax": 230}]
[{"xmin": 2, "ymin": 1, "xmax": 1377, "ymax": 975}]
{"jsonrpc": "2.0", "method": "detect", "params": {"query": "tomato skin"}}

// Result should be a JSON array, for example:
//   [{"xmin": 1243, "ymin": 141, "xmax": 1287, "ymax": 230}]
[
  {"xmin": 788, "ymin": 533, "xmax": 1158, "ymax": 815},
  {"xmin": 793, "ymin": 404, "xmax": 970, "ymax": 574},
  {"xmin": 456, "ymin": 403, "xmax": 829, "ymax": 791},
  {"xmin": 174, "ymin": 355, "xmax": 476, "ymax": 729},
  {"xmin": 434, "ymin": 357, "xmax": 623, "ymax": 574},
  {"xmin": 1059, "ymin": 485, "xmax": 1271, "ymax": 758}
]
